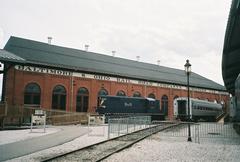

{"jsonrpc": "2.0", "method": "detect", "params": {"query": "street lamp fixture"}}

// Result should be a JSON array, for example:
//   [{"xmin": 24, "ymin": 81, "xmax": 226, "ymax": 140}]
[{"xmin": 184, "ymin": 59, "xmax": 192, "ymax": 142}]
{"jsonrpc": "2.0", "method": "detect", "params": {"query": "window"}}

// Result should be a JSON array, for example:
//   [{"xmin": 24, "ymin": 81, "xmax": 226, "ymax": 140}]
[
  {"xmin": 52, "ymin": 85, "xmax": 66, "ymax": 110},
  {"xmin": 148, "ymin": 93, "xmax": 155, "ymax": 99},
  {"xmin": 161, "ymin": 95, "xmax": 168, "ymax": 116},
  {"xmin": 76, "ymin": 87, "xmax": 89, "ymax": 112},
  {"xmin": 116, "ymin": 90, "xmax": 126, "ymax": 96},
  {"xmin": 133, "ymin": 91, "xmax": 141, "ymax": 97},
  {"xmin": 24, "ymin": 83, "xmax": 41, "ymax": 105},
  {"xmin": 98, "ymin": 88, "xmax": 108, "ymax": 96}
]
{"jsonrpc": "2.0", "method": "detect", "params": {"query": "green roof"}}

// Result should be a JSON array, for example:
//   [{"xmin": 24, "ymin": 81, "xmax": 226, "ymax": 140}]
[
  {"xmin": 0, "ymin": 49, "xmax": 25, "ymax": 63},
  {"xmin": 2, "ymin": 36, "xmax": 225, "ymax": 91}
]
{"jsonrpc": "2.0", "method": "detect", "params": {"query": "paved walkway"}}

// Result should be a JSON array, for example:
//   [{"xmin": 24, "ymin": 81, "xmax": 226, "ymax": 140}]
[{"xmin": 0, "ymin": 125, "xmax": 89, "ymax": 161}]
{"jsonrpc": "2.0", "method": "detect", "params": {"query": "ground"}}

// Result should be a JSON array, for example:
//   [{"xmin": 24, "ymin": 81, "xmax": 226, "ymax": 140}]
[{"xmin": 0, "ymin": 123, "xmax": 240, "ymax": 162}]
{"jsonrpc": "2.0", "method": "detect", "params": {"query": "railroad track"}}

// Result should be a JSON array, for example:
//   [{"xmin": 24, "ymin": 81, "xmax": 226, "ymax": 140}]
[{"xmin": 41, "ymin": 123, "xmax": 179, "ymax": 162}]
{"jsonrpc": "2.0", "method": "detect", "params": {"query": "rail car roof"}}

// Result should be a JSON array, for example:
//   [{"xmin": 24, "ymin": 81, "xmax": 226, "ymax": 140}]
[
  {"xmin": 175, "ymin": 97, "xmax": 222, "ymax": 107},
  {"xmin": 1, "ymin": 36, "xmax": 226, "ymax": 91}
]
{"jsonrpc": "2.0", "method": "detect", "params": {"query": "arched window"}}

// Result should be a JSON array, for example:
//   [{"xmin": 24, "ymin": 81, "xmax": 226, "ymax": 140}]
[
  {"xmin": 148, "ymin": 93, "xmax": 155, "ymax": 99},
  {"xmin": 76, "ymin": 87, "xmax": 89, "ymax": 112},
  {"xmin": 24, "ymin": 83, "xmax": 41, "ymax": 105},
  {"xmin": 133, "ymin": 91, "xmax": 141, "ymax": 97},
  {"xmin": 174, "ymin": 95, "xmax": 179, "ymax": 100},
  {"xmin": 98, "ymin": 88, "xmax": 108, "ymax": 96},
  {"xmin": 52, "ymin": 85, "xmax": 66, "ymax": 110},
  {"xmin": 116, "ymin": 90, "xmax": 126, "ymax": 96},
  {"xmin": 161, "ymin": 95, "xmax": 168, "ymax": 116}
]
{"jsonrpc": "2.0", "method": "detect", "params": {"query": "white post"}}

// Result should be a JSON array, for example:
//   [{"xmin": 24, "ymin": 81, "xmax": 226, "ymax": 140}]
[
  {"xmin": 43, "ymin": 115, "xmax": 46, "ymax": 133},
  {"xmin": 30, "ymin": 114, "xmax": 33, "ymax": 133}
]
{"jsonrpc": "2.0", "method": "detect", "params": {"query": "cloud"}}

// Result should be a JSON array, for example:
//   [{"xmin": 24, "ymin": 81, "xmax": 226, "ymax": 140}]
[
  {"xmin": 0, "ymin": 0, "xmax": 231, "ymax": 86},
  {"xmin": 0, "ymin": 27, "xmax": 4, "ymax": 48}
]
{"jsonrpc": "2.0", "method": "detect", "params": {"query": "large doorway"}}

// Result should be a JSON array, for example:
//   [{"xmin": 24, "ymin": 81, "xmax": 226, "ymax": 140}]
[
  {"xmin": 76, "ymin": 87, "xmax": 89, "ymax": 112},
  {"xmin": 52, "ymin": 85, "xmax": 66, "ymax": 110},
  {"xmin": 161, "ymin": 95, "xmax": 168, "ymax": 116}
]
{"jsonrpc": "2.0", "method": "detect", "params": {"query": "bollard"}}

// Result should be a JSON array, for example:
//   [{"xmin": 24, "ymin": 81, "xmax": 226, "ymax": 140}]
[
  {"xmin": 127, "ymin": 118, "xmax": 129, "ymax": 134},
  {"xmin": 108, "ymin": 119, "xmax": 111, "ymax": 139},
  {"xmin": 118, "ymin": 119, "xmax": 120, "ymax": 136}
]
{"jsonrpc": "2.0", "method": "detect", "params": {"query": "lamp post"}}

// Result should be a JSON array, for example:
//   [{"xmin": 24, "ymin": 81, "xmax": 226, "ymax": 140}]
[{"xmin": 184, "ymin": 59, "xmax": 192, "ymax": 142}]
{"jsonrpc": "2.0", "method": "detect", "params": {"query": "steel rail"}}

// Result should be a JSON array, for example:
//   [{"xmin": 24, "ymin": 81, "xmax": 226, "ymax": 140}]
[{"xmin": 41, "ymin": 123, "xmax": 179, "ymax": 162}]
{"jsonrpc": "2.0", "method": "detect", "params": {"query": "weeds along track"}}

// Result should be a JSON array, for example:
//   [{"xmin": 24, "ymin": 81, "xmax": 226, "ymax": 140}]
[{"xmin": 42, "ymin": 123, "xmax": 179, "ymax": 162}]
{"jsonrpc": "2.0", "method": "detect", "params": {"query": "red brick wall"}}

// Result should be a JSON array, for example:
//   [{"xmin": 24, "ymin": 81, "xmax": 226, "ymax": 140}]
[{"xmin": 4, "ymin": 66, "xmax": 230, "ymax": 119}]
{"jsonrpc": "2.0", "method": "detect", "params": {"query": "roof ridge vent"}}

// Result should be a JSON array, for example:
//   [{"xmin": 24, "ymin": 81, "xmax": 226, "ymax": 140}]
[
  {"xmin": 136, "ymin": 56, "xmax": 140, "ymax": 62},
  {"xmin": 47, "ymin": 37, "xmax": 52, "ymax": 44},
  {"xmin": 112, "ymin": 51, "xmax": 116, "ymax": 57},
  {"xmin": 85, "ymin": 44, "xmax": 89, "ymax": 52}
]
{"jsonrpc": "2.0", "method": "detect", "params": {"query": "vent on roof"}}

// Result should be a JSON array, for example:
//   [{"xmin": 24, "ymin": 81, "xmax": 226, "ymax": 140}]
[
  {"xmin": 85, "ymin": 45, "xmax": 89, "ymax": 52},
  {"xmin": 112, "ymin": 51, "xmax": 116, "ymax": 57},
  {"xmin": 47, "ymin": 37, "xmax": 52, "ymax": 44},
  {"xmin": 157, "ymin": 60, "xmax": 160, "ymax": 66},
  {"xmin": 136, "ymin": 56, "xmax": 140, "ymax": 62}
]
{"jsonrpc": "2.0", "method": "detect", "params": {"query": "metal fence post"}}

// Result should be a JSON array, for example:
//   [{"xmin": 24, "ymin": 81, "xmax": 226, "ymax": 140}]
[
  {"xmin": 133, "ymin": 118, "xmax": 136, "ymax": 132},
  {"xmin": 127, "ymin": 118, "xmax": 129, "ymax": 134},
  {"xmin": 118, "ymin": 119, "xmax": 120, "ymax": 137},
  {"xmin": 198, "ymin": 124, "xmax": 200, "ymax": 144},
  {"xmin": 108, "ymin": 119, "xmax": 111, "ymax": 139}
]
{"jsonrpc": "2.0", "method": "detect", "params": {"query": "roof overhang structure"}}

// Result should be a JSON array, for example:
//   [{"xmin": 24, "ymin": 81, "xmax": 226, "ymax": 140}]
[{"xmin": 222, "ymin": 0, "xmax": 240, "ymax": 95}]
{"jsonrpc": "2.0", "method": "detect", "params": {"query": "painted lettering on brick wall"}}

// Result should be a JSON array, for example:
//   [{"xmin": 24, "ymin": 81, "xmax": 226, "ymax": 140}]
[
  {"xmin": 117, "ymin": 78, "xmax": 131, "ymax": 83},
  {"xmin": 94, "ymin": 75, "xmax": 111, "ymax": 81},
  {"xmin": 15, "ymin": 65, "xmax": 72, "ymax": 76},
  {"xmin": 14, "ymin": 65, "xmax": 228, "ymax": 95}
]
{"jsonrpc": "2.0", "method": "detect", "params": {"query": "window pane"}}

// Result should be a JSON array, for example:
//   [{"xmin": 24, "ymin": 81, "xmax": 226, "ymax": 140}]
[
  {"xmin": 98, "ymin": 89, "xmax": 108, "ymax": 96},
  {"xmin": 25, "ymin": 83, "xmax": 40, "ymax": 93},
  {"xmin": 24, "ymin": 83, "xmax": 41, "ymax": 105},
  {"xmin": 33, "ymin": 95, "xmax": 40, "ymax": 104},
  {"xmin": 117, "ymin": 90, "xmax": 126, "ymax": 96},
  {"xmin": 24, "ymin": 95, "xmax": 31, "ymax": 104},
  {"xmin": 60, "ymin": 95, "xmax": 66, "ymax": 110},
  {"xmin": 77, "ymin": 87, "xmax": 89, "ymax": 95},
  {"xmin": 133, "ymin": 92, "xmax": 141, "ymax": 97},
  {"xmin": 76, "ymin": 96, "xmax": 82, "ymax": 112},
  {"xmin": 53, "ymin": 85, "xmax": 66, "ymax": 94},
  {"xmin": 83, "ymin": 96, "xmax": 89, "ymax": 112},
  {"xmin": 52, "ymin": 95, "xmax": 58, "ymax": 109},
  {"xmin": 148, "ymin": 93, "xmax": 155, "ymax": 99}
]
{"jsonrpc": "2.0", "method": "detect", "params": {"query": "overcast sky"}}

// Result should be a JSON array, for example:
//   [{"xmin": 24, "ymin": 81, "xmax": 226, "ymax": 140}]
[{"xmin": 0, "ymin": 0, "xmax": 232, "ymax": 95}]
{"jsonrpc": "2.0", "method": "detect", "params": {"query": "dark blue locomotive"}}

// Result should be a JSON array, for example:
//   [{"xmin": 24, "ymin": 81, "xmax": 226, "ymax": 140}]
[{"xmin": 96, "ymin": 96, "xmax": 164, "ymax": 120}]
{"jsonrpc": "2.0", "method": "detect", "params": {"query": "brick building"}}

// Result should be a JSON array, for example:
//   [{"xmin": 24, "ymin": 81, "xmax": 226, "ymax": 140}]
[{"xmin": 0, "ymin": 36, "xmax": 229, "ymax": 119}]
